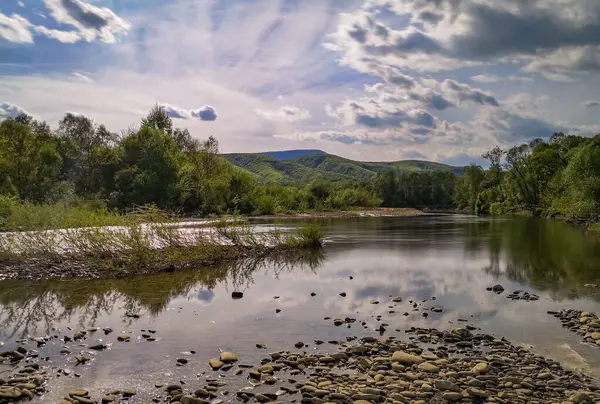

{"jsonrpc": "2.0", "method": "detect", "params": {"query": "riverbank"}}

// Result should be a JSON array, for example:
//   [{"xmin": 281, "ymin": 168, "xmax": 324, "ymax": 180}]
[
  {"xmin": 3, "ymin": 309, "xmax": 599, "ymax": 403},
  {"xmin": 251, "ymin": 207, "xmax": 426, "ymax": 220},
  {"xmin": 0, "ymin": 221, "xmax": 325, "ymax": 281}
]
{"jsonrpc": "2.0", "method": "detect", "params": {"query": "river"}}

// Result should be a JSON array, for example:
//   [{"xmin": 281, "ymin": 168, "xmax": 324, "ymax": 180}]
[{"xmin": 1, "ymin": 215, "xmax": 600, "ymax": 402}]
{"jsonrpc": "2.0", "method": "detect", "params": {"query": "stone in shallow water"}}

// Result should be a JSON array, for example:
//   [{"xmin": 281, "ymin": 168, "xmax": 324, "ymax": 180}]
[
  {"xmin": 69, "ymin": 388, "xmax": 89, "ymax": 397},
  {"xmin": 117, "ymin": 334, "xmax": 130, "ymax": 342},
  {"xmin": 209, "ymin": 359, "xmax": 224, "ymax": 370},
  {"xmin": 220, "ymin": 352, "xmax": 237, "ymax": 362}
]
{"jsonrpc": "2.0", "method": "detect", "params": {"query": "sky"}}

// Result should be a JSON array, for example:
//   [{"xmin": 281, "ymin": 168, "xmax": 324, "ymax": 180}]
[{"xmin": 2, "ymin": 0, "xmax": 600, "ymax": 165}]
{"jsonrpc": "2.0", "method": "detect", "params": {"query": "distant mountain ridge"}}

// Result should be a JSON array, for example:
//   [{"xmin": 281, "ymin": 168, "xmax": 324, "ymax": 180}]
[
  {"xmin": 261, "ymin": 149, "xmax": 325, "ymax": 160},
  {"xmin": 224, "ymin": 150, "xmax": 462, "ymax": 184}
]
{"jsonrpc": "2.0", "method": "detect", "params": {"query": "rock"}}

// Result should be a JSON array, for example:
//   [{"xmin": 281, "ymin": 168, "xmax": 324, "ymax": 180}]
[
  {"xmin": 491, "ymin": 284, "xmax": 504, "ymax": 293},
  {"xmin": 181, "ymin": 395, "xmax": 209, "ymax": 404},
  {"xmin": 117, "ymin": 334, "xmax": 130, "ymax": 342},
  {"xmin": 333, "ymin": 318, "xmax": 345, "ymax": 326},
  {"xmin": 391, "ymin": 297, "xmax": 402, "ymax": 302},
  {"xmin": 220, "ymin": 352, "xmax": 238, "ymax": 362},
  {"xmin": 442, "ymin": 392, "xmax": 463, "ymax": 401},
  {"xmin": 0, "ymin": 387, "xmax": 22, "ymax": 399},
  {"xmin": 590, "ymin": 332, "xmax": 600, "ymax": 340},
  {"xmin": 122, "ymin": 389, "xmax": 136, "ymax": 397},
  {"xmin": 370, "ymin": 300, "xmax": 379, "ymax": 304},
  {"xmin": 275, "ymin": 309, "xmax": 281, "ymax": 313},
  {"xmin": 417, "ymin": 362, "xmax": 439, "ymax": 373},
  {"xmin": 209, "ymin": 359, "xmax": 224, "ymax": 370},
  {"xmin": 231, "ymin": 292, "xmax": 243, "ymax": 299},
  {"xmin": 434, "ymin": 380, "xmax": 461, "ymax": 392},
  {"xmin": 74, "ymin": 354, "xmax": 90, "ymax": 363},
  {"xmin": 69, "ymin": 388, "xmax": 89, "ymax": 397},
  {"xmin": 89, "ymin": 344, "xmax": 107, "ymax": 350},
  {"xmin": 391, "ymin": 351, "xmax": 424, "ymax": 365},
  {"xmin": 569, "ymin": 391, "xmax": 592, "ymax": 403},
  {"xmin": 310, "ymin": 292, "xmax": 316, "ymax": 296},
  {"xmin": 472, "ymin": 362, "xmax": 489, "ymax": 374},
  {"xmin": 257, "ymin": 365, "xmax": 274, "ymax": 374},
  {"xmin": 102, "ymin": 395, "xmax": 116, "ymax": 402},
  {"xmin": 294, "ymin": 342, "xmax": 304, "ymax": 349},
  {"xmin": 177, "ymin": 358, "xmax": 188, "ymax": 365},
  {"xmin": 339, "ymin": 292, "xmax": 347, "ymax": 297}
]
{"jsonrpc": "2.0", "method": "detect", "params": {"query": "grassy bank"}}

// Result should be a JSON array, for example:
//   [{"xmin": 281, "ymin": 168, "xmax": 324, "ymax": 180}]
[{"xmin": 0, "ymin": 206, "xmax": 326, "ymax": 280}]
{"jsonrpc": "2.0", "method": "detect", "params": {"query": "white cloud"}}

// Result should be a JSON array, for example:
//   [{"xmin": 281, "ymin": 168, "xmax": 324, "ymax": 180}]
[
  {"xmin": 256, "ymin": 106, "xmax": 311, "ymax": 122},
  {"xmin": 0, "ymin": 13, "xmax": 33, "ymax": 43},
  {"xmin": 471, "ymin": 74, "xmax": 533, "ymax": 83},
  {"xmin": 42, "ymin": 0, "xmax": 130, "ymax": 44},
  {"xmin": 17, "ymin": 1, "xmax": 25, "ymax": 8},
  {"xmin": 72, "ymin": 72, "xmax": 94, "ymax": 83},
  {"xmin": 540, "ymin": 72, "xmax": 578, "ymax": 83},
  {"xmin": 0, "ymin": 102, "xmax": 30, "ymax": 118},
  {"xmin": 159, "ymin": 103, "xmax": 218, "ymax": 121},
  {"xmin": 34, "ymin": 25, "xmax": 81, "ymax": 43},
  {"xmin": 584, "ymin": 100, "xmax": 600, "ymax": 107}
]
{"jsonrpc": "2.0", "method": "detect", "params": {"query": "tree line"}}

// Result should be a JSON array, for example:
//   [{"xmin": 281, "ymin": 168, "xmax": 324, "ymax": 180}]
[
  {"xmin": 2, "ymin": 106, "xmax": 597, "ymax": 223},
  {"xmin": 454, "ymin": 132, "xmax": 600, "ymax": 224}
]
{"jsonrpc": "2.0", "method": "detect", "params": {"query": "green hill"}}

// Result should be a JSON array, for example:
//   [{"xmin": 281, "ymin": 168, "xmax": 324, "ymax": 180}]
[{"xmin": 224, "ymin": 151, "xmax": 462, "ymax": 184}]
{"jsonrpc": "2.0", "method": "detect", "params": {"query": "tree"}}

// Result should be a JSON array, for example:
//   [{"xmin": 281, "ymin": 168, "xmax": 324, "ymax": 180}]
[
  {"xmin": 0, "ymin": 117, "xmax": 62, "ymax": 202},
  {"xmin": 141, "ymin": 105, "xmax": 173, "ymax": 134},
  {"xmin": 57, "ymin": 113, "xmax": 118, "ymax": 195},
  {"xmin": 112, "ymin": 126, "xmax": 180, "ymax": 209}
]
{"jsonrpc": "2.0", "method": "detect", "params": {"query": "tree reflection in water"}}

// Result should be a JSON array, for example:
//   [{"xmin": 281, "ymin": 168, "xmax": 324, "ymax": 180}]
[
  {"xmin": 0, "ymin": 249, "xmax": 324, "ymax": 339},
  {"xmin": 477, "ymin": 218, "xmax": 600, "ymax": 301}
]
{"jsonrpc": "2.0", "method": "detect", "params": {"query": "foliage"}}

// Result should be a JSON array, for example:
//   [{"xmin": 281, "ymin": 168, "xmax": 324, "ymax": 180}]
[
  {"xmin": 453, "ymin": 132, "xmax": 600, "ymax": 226},
  {"xmin": 224, "ymin": 152, "xmax": 462, "ymax": 185},
  {"xmin": 374, "ymin": 171, "xmax": 456, "ymax": 208},
  {"xmin": 284, "ymin": 222, "xmax": 325, "ymax": 248}
]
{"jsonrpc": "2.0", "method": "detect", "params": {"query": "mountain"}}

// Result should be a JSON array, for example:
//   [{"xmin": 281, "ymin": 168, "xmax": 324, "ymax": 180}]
[
  {"xmin": 261, "ymin": 149, "xmax": 325, "ymax": 160},
  {"xmin": 224, "ymin": 150, "xmax": 462, "ymax": 184}
]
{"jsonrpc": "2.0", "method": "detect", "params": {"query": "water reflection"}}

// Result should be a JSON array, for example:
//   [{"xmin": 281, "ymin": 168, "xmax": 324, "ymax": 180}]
[{"xmin": 0, "ymin": 249, "xmax": 324, "ymax": 339}]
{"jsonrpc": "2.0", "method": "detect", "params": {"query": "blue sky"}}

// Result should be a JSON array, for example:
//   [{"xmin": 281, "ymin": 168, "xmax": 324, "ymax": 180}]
[{"xmin": 2, "ymin": 0, "xmax": 600, "ymax": 164}]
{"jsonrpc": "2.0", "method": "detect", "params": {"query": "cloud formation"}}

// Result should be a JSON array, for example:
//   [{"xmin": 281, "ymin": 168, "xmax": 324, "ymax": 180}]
[
  {"xmin": 159, "ymin": 103, "xmax": 218, "ymax": 122},
  {"xmin": 584, "ymin": 100, "xmax": 600, "ymax": 107},
  {"xmin": 0, "ymin": 102, "xmax": 30, "ymax": 118},
  {"xmin": 0, "ymin": 1, "xmax": 130, "ymax": 44},
  {"xmin": 328, "ymin": 0, "xmax": 600, "ymax": 81},
  {"xmin": 471, "ymin": 75, "xmax": 533, "ymax": 84},
  {"xmin": 256, "ymin": 106, "xmax": 311, "ymax": 122},
  {"xmin": 0, "ymin": 13, "xmax": 33, "ymax": 43},
  {"xmin": 42, "ymin": 0, "xmax": 131, "ymax": 43}
]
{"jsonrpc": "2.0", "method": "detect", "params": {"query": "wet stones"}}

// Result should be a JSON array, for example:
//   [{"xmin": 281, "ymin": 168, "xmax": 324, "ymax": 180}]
[
  {"xmin": 219, "ymin": 352, "xmax": 238, "ymax": 362},
  {"xmin": 209, "ymin": 359, "xmax": 224, "ymax": 370},
  {"xmin": 549, "ymin": 309, "xmax": 600, "ymax": 348},
  {"xmin": 117, "ymin": 334, "xmax": 130, "ymax": 342},
  {"xmin": 231, "ymin": 292, "xmax": 243, "ymax": 299}
]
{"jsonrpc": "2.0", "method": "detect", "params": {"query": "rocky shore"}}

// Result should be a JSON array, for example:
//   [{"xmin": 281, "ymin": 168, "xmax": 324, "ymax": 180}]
[
  {"xmin": 3, "ymin": 323, "xmax": 597, "ymax": 403},
  {"xmin": 47, "ymin": 326, "xmax": 600, "ymax": 404},
  {"xmin": 549, "ymin": 309, "xmax": 600, "ymax": 349}
]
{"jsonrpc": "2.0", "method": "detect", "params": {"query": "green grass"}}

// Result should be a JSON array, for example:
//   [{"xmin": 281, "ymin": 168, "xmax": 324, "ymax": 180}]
[
  {"xmin": 283, "ymin": 222, "xmax": 325, "ymax": 248},
  {"xmin": 0, "ymin": 204, "xmax": 326, "ymax": 278},
  {"xmin": 0, "ymin": 195, "xmax": 126, "ymax": 232},
  {"xmin": 224, "ymin": 152, "xmax": 463, "ymax": 184}
]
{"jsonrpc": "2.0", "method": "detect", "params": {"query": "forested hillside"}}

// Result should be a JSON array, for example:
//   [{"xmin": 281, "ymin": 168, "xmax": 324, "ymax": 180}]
[{"xmin": 225, "ymin": 151, "xmax": 461, "ymax": 184}]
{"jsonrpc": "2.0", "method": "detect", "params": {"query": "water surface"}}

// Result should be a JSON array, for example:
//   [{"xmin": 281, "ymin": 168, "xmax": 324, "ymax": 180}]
[{"xmin": 2, "ymin": 215, "xmax": 600, "ymax": 401}]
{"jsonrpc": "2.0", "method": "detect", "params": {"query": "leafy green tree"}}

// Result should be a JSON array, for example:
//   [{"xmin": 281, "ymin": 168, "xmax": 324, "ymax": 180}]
[
  {"xmin": 112, "ymin": 126, "xmax": 181, "ymax": 209},
  {"xmin": 0, "ymin": 117, "xmax": 62, "ymax": 202}
]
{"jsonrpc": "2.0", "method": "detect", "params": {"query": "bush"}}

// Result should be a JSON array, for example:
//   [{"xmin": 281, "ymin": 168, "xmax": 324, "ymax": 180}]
[
  {"xmin": 289, "ymin": 222, "xmax": 324, "ymax": 248},
  {"xmin": 489, "ymin": 202, "xmax": 503, "ymax": 216}
]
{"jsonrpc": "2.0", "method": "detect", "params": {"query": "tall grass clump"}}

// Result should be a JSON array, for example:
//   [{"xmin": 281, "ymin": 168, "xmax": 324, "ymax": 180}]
[
  {"xmin": 284, "ymin": 222, "xmax": 325, "ymax": 248},
  {"xmin": 0, "ymin": 195, "xmax": 125, "ymax": 232}
]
